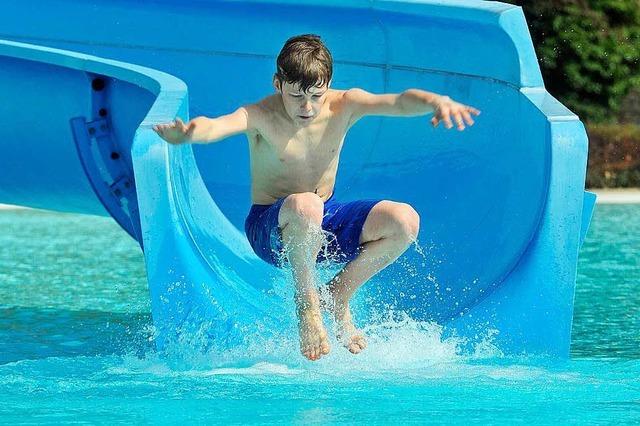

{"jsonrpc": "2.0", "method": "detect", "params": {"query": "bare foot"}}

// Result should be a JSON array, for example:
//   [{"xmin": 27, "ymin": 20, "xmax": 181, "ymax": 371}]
[
  {"xmin": 330, "ymin": 296, "xmax": 367, "ymax": 354},
  {"xmin": 320, "ymin": 288, "xmax": 367, "ymax": 354},
  {"xmin": 297, "ymin": 304, "xmax": 330, "ymax": 361}
]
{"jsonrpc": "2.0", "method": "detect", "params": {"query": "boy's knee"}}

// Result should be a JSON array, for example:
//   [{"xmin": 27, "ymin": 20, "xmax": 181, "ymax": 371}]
[
  {"xmin": 279, "ymin": 192, "xmax": 324, "ymax": 227},
  {"xmin": 390, "ymin": 203, "xmax": 420, "ymax": 242},
  {"xmin": 401, "ymin": 203, "xmax": 420, "ymax": 241}
]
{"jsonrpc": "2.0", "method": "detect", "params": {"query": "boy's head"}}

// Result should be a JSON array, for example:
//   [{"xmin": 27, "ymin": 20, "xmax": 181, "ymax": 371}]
[{"xmin": 273, "ymin": 34, "xmax": 333, "ymax": 126}]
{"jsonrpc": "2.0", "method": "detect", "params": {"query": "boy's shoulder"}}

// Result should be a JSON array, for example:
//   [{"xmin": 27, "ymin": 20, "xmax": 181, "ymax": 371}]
[
  {"xmin": 243, "ymin": 94, "xmax": 284, "ymax": 127},
  {"xmin": 240, "ymin": 95, "xmax": 279, "ymax": 134},
  {"xmin": 246, "ymin": 94, "xmax": 280, "ymax": 116}
]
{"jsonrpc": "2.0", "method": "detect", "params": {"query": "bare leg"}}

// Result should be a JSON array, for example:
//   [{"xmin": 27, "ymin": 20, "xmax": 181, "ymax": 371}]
[
  {"xmin": 326, "ymin": 201, "xmax": 420, "ymax": 354},
  {"xmin": 279, "ymin": 192, "xmax": 331, "ymax": 361}
]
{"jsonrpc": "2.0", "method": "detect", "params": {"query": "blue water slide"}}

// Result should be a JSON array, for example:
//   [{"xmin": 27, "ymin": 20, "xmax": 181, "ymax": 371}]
[{"xmin": 0, "ymin": 0, "xmax": 595, "ymax": 356}]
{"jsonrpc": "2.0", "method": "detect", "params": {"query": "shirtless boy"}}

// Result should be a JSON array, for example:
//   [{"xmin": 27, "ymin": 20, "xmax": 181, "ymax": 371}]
[{"xmin": 153, "ymin": 34, "xmax": 479, "ymax": 361}]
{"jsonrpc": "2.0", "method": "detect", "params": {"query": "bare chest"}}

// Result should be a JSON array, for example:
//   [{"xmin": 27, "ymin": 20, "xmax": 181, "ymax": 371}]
[{"xmin": 252, "ymin": 119, "xmax": 346, "ymax": 175}]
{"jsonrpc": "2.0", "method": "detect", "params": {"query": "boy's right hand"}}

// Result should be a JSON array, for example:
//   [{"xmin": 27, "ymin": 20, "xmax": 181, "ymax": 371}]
[{"xmin": 152, "ymin": 118, "xmax": 196, "ymax": 145}]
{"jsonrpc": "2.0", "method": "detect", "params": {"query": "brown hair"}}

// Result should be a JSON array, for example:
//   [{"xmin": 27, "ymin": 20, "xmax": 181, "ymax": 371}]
[{"xmin": 275, "ymin": 34, "xmax": 333, "ymax": 93}]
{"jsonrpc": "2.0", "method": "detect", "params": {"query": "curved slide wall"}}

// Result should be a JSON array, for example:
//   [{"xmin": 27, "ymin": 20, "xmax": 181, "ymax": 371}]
[{"xmin": 0, "ymin": 0, "xmax": 595, "ymax": 356}]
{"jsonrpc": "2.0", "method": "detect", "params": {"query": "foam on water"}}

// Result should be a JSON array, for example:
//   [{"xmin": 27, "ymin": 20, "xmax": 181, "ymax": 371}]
[
  {"xmin": 98, "ymin": 305, "xmax": 504, "ymax": 381},
  {"xmin": 70, "ymin": 235, "xmax": 505, "ymax": 377}
]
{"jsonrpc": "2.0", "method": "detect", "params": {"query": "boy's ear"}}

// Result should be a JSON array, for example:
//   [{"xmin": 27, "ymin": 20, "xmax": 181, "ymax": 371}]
[{"xmin": 273, "ymin": 75, "xmax": 282, "ymax": 92}]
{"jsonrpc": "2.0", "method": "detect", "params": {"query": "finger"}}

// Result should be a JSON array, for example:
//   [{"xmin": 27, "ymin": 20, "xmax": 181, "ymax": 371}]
[
  {"xmin": 431, "ymin": 116, "xmax": 439, "ymax": 127},
  {"xmin": 462, "ymin": 110, "xmax": 475, "ymax": 126},
  {"xmin": 468, "ymin": 107, "xmax": 481, "ymax": 116},
  {"xmin": 185, "ymin": 123, "xmax": 196, "ymax": 137},
  {"xmin": 441, "ymin": 110, "xmax": 454, "ymax": 129},
  {"xmin": 453, "ymin": 112, "xmax": 465, "ymax": 131}
]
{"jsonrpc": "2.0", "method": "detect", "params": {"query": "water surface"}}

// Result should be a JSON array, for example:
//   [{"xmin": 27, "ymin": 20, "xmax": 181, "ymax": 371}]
[{"xmin": 1, "ymin": 205, "xmax": 638, "ymax": 423}]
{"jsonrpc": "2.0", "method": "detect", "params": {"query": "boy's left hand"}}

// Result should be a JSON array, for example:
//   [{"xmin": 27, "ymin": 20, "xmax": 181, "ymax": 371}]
[{"xmin": 431, "ymin": 96, "xmax": 480, "ymax": 131}]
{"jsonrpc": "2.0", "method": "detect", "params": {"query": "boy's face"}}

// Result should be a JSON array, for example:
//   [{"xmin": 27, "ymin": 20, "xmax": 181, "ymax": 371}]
[{"xmin": 274, "ymin": 78, "xmax": 330, "ymax": 127}]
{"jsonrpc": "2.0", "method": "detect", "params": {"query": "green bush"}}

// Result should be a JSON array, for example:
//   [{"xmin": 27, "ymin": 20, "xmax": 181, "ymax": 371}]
[
  {"xmin": 503, "ymin": 0, "xmax": 640, "ymax": 123},
  {"xmin": 586, "ymin": 123, "xmax": 640, "ymax": 187},
  {"xmin": 499, "ymin": 1, "xmax": 640, "ymax": 187}
]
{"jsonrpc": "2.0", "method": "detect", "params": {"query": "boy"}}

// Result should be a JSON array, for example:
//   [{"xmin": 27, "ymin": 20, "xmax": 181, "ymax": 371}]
[{"xmin": 153, "ymin": 34, "xmax": 479, "ymax": 361}]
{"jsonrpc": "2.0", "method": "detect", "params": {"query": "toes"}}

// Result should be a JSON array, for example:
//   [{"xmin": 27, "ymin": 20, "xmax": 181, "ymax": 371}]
[
  {"xmin": 302, "ymin": 341, "xmax": 316, "ymax": 360},
  {"xmin": 320, "ymin": 339, "xmax": 330, "ymax": 355},
  {"xmin": 302, "ymin": 347, "xmax": 311, "ymax": 360},
  {"xmin": 348, "ymin": 342, "xmax": 362, "ymax": 354},
  {"xmin": 355, "ymin": 336, "xmax": 367, "ymax": 349},
  {"xmin": 347, "ymin": 336, "xmax": 367, "ymax": 354},
  {"xmin": 297, "ymin": 312, "xmax": 330, "ymax": 361},
  {"xmin": 302, "ymin": 340, "xmax": 321, "ymax": 361}
]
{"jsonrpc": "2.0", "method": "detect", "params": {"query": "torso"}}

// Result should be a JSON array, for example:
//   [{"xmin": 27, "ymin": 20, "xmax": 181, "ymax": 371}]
[{"xmin": 247, "ymin": 90, "xmax": 354, "ymax": 205}]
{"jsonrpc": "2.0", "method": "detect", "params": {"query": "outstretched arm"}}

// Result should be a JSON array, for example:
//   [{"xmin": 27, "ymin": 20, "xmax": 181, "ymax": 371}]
[
  {"xmin": 152, "ymin": 107, "xmax": 253, "ymax": 145},
  {"xmin": 344, "ymin": 88, "xmax": 480, "ymax": 131}
]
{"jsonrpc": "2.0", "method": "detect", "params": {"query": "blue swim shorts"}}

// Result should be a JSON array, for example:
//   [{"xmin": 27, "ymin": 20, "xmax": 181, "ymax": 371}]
[{"xmin": 244, "ymin": 192, "xmax": 382, "ymax": 267}]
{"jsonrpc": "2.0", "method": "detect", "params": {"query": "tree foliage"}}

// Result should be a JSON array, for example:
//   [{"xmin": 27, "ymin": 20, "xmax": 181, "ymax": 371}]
[{"xmin": 503, "ymin": 0, "xmax": 640, "ymax": 123}]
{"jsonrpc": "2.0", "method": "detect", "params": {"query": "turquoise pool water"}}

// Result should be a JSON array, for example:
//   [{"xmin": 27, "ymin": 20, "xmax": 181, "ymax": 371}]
[{"xmin": 1, "ymin": 205, "xmax": 639, "ymax": 423}]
